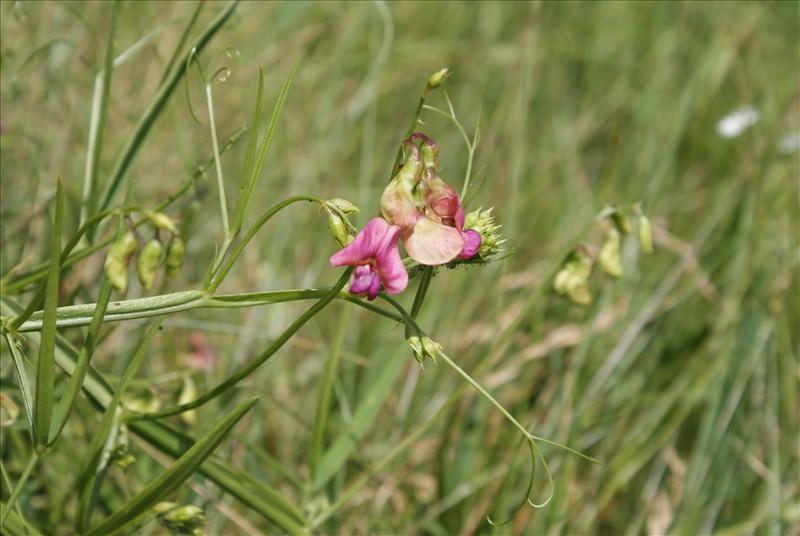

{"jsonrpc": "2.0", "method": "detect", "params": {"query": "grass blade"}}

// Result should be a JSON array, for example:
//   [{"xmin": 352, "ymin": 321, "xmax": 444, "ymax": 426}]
[
  {"xmin": 33, "ymin": 179, "xmax": 64, "ymax": 450},
  {"xmin": 79, "ymin": 0, "xmax": 117, "ymax": 226},
  {"xmin": 312, "ymin": 344, "xmax": 408, "ymax": 491},
  {"xmin": 0, "ymin": 453, "xmax": 39, "ymax": 528},
  {"xmin": 75, "ymin": 320, "xmax": 162, "ymax": 531},
  {"xmin": 3, "ymin": 335, "xmax": 35, "ymax": 440},
  {"xmin": 85, "ymin": 397, "xmax": 258, "ymax": 536},
  {"xmin": 309, "ymin": 307, "xmax": 350, "ymax": 480},
  {"xmin": 96, "ymin": 0, "xmax": 239, "ymax": 218}
]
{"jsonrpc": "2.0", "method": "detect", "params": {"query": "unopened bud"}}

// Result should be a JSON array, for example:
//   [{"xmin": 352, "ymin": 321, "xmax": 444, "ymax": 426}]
[
  {"xmin": 105, "ymin": 230, "xmax": 138, "ymax": 293},
  {"xmin": 464, "ymin": 207, "xmax": 506, "ymax": 260},
  {"xmin": 326, "ymin": 198, "xmax": 360, "ymax": 216},
  {"xmin": 638, "ymin": 215, "xmax": 653, "ymax": 254},
  {"xmin": 598, "ymin": 205, "xmax": 631, "ymax": 235},
  {"xmin": 165, "ymin": 237, "xmax": 185, "ymax": 277},
  {"xmin": 426, "ymin": 67, "xmax": 450, "ymax": 91},
  {"xmin": 599, "ymin": 229, "xmax": 623, "ymax": 278},
  {"xmin": 407, "ymin": 336, "xmax": 424, "ymax": 364},
  {"xmin": 554, "ymin": 246, "xmax": 594, "ymax": 306},
  {"xmin": 145, "ymin": 210, "xmax": 179, "ymax": 235},
  {"xmin": 178, "ymin": 377, "xmax": 197, "ymax": 426},
  {"xmin": 326, "ymin": 211, "xmax": 353, "ymax": 247},
  {"xmin": 137, "ymin": 238, "xmax": 164, "ymax": 290},
  {"xmin": 155, "ymin": 502, "xmax": 206, "ymax": 536}
]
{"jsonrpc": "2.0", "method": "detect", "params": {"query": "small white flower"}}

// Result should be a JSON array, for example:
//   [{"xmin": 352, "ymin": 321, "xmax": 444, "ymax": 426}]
[{"xmin": 716, "ymin": 106, "xmax": 760, "ymax": 139}]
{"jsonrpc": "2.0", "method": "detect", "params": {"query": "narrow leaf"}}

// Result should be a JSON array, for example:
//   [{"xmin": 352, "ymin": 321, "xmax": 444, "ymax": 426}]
[
  {"xmin": 3, "ymin": 335, "xmax": 35, "ymax": 439},
  {"xmin": 80, "ymin": 0, "xmax": 117, "ymax": 225},
  {"xmin": 75, "ymin": 320, "xmax": 162, "ymax": 532},
  {"xmin": 231, "ymin": 65, "xmax": 265, "ymax": 236},
  {"xmin": 85, "ymin": 397, "xmax": 258, "ymax": 536},
  {"xmin": 48, "ymin": 276, "xmax": 112, "ymax": 445},
  {"xmin": 34, "ymin": 179, "xmax": 64, "ymax": 449}
]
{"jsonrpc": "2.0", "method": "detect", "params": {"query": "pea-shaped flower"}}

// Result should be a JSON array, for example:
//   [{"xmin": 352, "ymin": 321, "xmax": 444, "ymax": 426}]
[{"xmin": 329, "ymin": 217, "xmax": 408, "ymax": 300}]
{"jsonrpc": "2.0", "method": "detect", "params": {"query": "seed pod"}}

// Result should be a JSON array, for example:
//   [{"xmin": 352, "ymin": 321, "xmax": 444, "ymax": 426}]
[
  {"xmin": 104, "ymin": 230, "xmax": 137, "ymax": 293},
  {"xmin": 145, "ymin": 210, "xmax": 179, "ymax": 235},
  {"xmin": 137, "ymin": 238, "xmax": 164, "ymax": 290},
  {"xmin": 599, "ymin": 228, "xmax": 623, "ymax": 278},
  {"xmin": 165, "ymin": 237, "xmax": 185, "ymax": 277},
  {"xmin": 326, "ymin": 198, "xmax": 360, "ymax": 216},
  {"xmin": 638, "ymin": 215, "xmax": 654, "ymax": 254}
]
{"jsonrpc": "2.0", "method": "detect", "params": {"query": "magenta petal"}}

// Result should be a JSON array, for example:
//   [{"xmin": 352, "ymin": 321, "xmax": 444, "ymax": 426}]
[
  {"xmin": 330, "ymin": 218, "xmax": 400, "ymax": 267},
  {"xmin": 375, "ymin": 239, "xmax": 408, "ymax": 295},
  {"xmin": 349, "ymin": 265, "xmax": 377, "ymax": 294},
  {"xmin": 366, "ymin": 275, "xmax": 381, "ymax": 300},
  {"xmin": 458, "ymin": 229, "xmax": 481, "ymax": 259},
  {"xmin": 403, "ymin": 218, "xmax": 464, "ymax": 266}
]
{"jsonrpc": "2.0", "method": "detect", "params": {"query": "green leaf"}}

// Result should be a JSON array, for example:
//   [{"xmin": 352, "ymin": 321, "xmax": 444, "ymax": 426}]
[
  {"xmin": 47, "ymin": 276, "xmax": 112, "ymax": 446},
  {"xmin": 75, "ymin": 320, "xmax": 162, "ymax": 532},
  {"xmin": 231, "ymin": 65, "xmax": 265, "ymax": 236},
  {"xmin": 33, "ymin": 179, "xmax": 64, "ymax": 450},
  {"xmin": 312, "ymin": 344, "xmax": 408, "ymax": 491},
  {"xmin": 0, "ymin": 501, "xmax": 43, "ymax": 536},
  {"xmin": 3, "ymin": 335, "xmax": 35, "ymax": 440},
  {"xmin": 85, "ymin": 397, "xmax": 258, "ymax": 536},
  {"xmin": 230, "ymin": 59, "xmax": 299, "ymax": 236}
]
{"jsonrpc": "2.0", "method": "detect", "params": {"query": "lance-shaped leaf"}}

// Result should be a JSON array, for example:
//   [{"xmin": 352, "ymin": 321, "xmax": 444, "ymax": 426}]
[{"xmin": 33, "ymin": 179, "xmax": 64, "ymax": 449}]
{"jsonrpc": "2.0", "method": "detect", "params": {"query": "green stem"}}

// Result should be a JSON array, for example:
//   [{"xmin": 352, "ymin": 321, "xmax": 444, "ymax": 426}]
[
  {"xmin": 205, "ymin": 82, "xmax": 230, "ymax": 241},
  {"xmin": 0, "ymin": 452, "xmax": 39, "ymax": 528}
]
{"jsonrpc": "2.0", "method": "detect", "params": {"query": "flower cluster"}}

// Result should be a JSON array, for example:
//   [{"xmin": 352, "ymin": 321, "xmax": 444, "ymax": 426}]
[{"xmin": 329, "ymin": 133, "xmax": 492, "ymax": 300}]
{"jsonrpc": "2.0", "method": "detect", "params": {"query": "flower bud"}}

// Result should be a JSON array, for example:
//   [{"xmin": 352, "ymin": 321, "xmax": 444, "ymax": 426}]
[
  {"xmin": 326, "ymin": 198, "xmax": 360, "ymax": 216},
  {"xmin": 426, "ymin": 67, "xmax": 450, "ymax": 91},
  {"xmin": 165, "ymin": 237, "xmax": 185, "ymax": 277},
  {"xmin": 155, "ymin": 502, "xmax": 206, "ymax": 536},
  {"xmin": 554, "ymin": 246, "xmax": 593, "ymax": 306},
  {"xmin": 598, "ymin": 205, "xmax": 631, "ymax": 235},
  {"xmin": 104, "ymin": 230, "xmax": 138, "ymax": 293},
  {"xmin": 599, "ymin": 228, "xmax": 623, "ymax": 278},
  {"xmin": 137, "ymin": 238, "xmax": 164, "ymax": 290},
  {"xmin": 178, "ymin": 377, "xmax": 197, "ymax": 426},
  {"xmin": 326, "ymin": 210, "xmax": 354, "ymax": 247},
  {"xmin": 406, "ymin": 336, "xmax": 442, "ymax": 367},
  {"xmin": 145, "ymin": 210, "xmax": 179, "ymax": 235},
  {"xmin": 638, "ymin": 215, "xmax": 653, "ymax": 254},
  {"xmin": 464, "ymin": 207, "xmax": 506, "ymax": 260}
]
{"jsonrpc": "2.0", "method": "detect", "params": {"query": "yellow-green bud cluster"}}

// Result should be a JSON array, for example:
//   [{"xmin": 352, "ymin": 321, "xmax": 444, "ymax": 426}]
[
  {"xmin": 554, "ymin": 246, "xmax": 594, "ymax": 306},
  {"xmin": 154, "ymin": 502, "xmax": 206, "ymax": 536},
  {"xmin": 103, "ymin": 211, "xmax": 185, "ymax": 294},
  {"xmin": 407, "ymin": 336, "xmax": 443, "ymax": 367},
  {"xmin": 464, "ymin": 207, "xmax": 505, "ymax": 260}
]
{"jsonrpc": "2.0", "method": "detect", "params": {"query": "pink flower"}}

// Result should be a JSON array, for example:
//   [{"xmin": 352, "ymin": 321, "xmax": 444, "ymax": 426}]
[
  {"xmin": 381, "ymin": 134, "xmax": 480, "ymax": 265},
  {"xmin": 329, "ymin": 217, "xmax": 408, "ymax": 300}
]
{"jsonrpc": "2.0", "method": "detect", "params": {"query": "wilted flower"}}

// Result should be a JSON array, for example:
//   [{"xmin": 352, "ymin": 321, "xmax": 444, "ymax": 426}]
[
  {"xmin": 598, "ymin": 228, "xmax": 623, "ymax": 278},
  {"xmin": 330, "ymin": 217, "xmax": 408, "ymax": 300},
  {"xmin": 381, "ymin": 133, "xmax": 481, "ymax": 265},
  {"xmin": 104, "ymin": 230, "xmax": 138, "ymax": 293},
  {"xmin": 554, "ymin": 246, "xmax": 593, "ymax": 306},
  {"xmin": 137, "ymin": 238, "xmax": 164, "ymax": 289}
]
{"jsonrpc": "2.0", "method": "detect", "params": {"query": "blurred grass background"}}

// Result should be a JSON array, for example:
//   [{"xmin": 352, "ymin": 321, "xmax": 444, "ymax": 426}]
[{"xmin": 1, "ymin": 1, "xmax": 798, "ymax": 534}]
